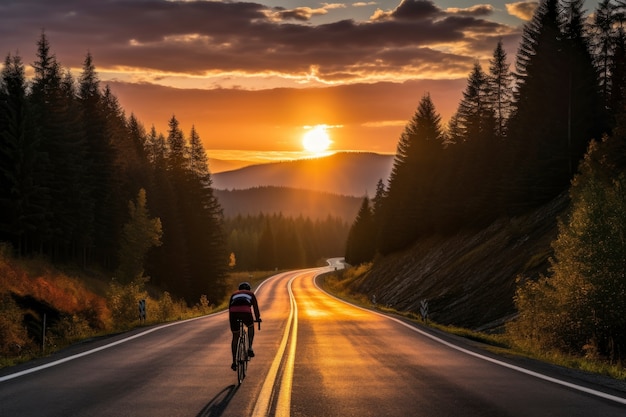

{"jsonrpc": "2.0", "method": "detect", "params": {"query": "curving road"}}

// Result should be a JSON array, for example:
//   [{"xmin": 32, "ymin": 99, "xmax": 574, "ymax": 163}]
[{"xmin": 1, "ymin": 260, "xmax": 625, "ymax": 417}]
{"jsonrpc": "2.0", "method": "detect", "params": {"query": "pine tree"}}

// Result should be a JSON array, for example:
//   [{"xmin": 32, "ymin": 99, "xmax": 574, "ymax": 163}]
[
  {"xmin": 78, "ymin": 51, "xmax": 116, "ymax": 266},
  {"xmin": 508, "ymin": 0, "xmax": 574, "ymax": 206},
  {"xmin": 0, "ymin": 53, "xmax": 45, "ymax": 255},
  {"xmin": 488, "ymin": 40, "xmax": 514, "ymax": 139},
  {"xmin": 345, "ymin": 197, "xmax": 375, "ymax": 265},
  {"xmin": 561, "ymin": 0, "xmax": 607, "ymax": 171},
  {"xmin": 257, "ymin": 219, "xmax": 276, "ymax": 270},
  {"xmin": 185, "ymin": 126, "xmax": 228, "ymax": 302},
  {"xmin": 457, "ymin": 62, "xmax": 496, "ymax": 143},
  {"xmin": 377, "ymin": 93, "xmax": 444, "ymax": 254}
]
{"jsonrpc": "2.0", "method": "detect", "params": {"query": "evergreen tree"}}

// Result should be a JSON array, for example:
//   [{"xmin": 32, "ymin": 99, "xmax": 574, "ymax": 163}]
[
  {"xmin": 561, "ymin": 0, "xmax": 607, "ymax": 170},
  {"xmin": 0, "ymin": 53, "xmax": 44, "ymax": 255},
  {"xmin": 456, "ymin": 62, "xmax": 496, "ymax": 143},
  {"xmin": 610, "ymin": 29, "xmax": 626, "ymax": 120},
  {"xmin": 160, "ymin": 115, "xmax": 192, "ymax": 298},
  {"xmin": 77, "ymin": 51, "xmax": 116, "ymax": 266},
  {"xmin": 184, "ymin": 126, "xmax": 228, "ymax": 302},
  {"xmin": 345, "ymin": 197, "xmax": 375, "ymax": 265},
  {"xmin": 377, "ymin": 93, "xmax": 444, "ymax": 254},
  {"xmin": 256, "ymin": 219, "xmax": 276, "ymax": 270},
  {"xmin": 30, "ymin": 32, "xmax": 89, "ymax": 259},
  {"xmin": 509, "ymin": 0, "xmax": 606, "ymax": 207},
  {"xmin": 488, "ymin": 40, "xmax": 514, "ymax": 139}
]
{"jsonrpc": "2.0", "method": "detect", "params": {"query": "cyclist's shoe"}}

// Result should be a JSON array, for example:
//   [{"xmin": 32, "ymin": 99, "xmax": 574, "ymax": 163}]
[
  {"xmin": 231, "ymin": 362, "xmax": 237, "ymax": 371},
  {"xmin": 248, "ymin": 348, "xmax": 255, "ymax": 358}
]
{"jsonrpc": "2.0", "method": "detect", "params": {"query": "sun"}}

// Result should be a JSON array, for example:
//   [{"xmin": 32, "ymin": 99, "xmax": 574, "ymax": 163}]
[{"xmin": 302, "ymin": 125, "xmax": 332, "ymax": 154}]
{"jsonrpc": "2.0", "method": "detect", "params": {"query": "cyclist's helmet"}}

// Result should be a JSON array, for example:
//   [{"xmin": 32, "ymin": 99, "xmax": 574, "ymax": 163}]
[{"xmin": 239, "ymin": 282, "xmax": 251, "ymax": 291}]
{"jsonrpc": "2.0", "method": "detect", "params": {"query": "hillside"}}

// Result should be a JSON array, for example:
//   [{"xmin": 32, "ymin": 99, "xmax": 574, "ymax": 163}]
[
  {"xmin": 212, "ymin": 152, "xmax": 395, "ymax": 197},
  {"xmin": 348, "ymin": 192, "xmax": 570, "ymax": 331},
  {"xmin": 214, "ymin": 187, "xmax": 362, "ymax": 222}
]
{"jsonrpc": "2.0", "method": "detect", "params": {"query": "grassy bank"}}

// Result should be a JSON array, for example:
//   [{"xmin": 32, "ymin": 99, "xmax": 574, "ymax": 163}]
[
  {"xmin": 320, "ymin": 266, "xmax": 626, "ymax": 382},
  {"xmin": 0, "ymin": 248, "xmax": 277, "ymax": 369}
]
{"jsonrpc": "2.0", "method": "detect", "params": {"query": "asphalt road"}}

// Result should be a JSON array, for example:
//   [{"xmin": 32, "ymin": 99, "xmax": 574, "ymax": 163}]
[{"xmin": 1, "ymin": 260, "xmax": 625, "ymax": 417}]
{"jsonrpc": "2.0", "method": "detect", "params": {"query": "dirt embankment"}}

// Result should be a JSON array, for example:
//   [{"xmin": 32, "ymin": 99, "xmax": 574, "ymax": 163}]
[{"xmin": 352, "ymin": 194, "xmax": 570, "ymax": 330}]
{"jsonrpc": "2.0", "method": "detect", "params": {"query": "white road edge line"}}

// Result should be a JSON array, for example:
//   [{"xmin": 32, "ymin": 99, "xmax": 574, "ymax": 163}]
[
  {"xmin": 314, "ymin": 275, "xmax": 626, "ymax": 406},
  {"xmin": 0, "ymin": 274, "xmax": 280, "ymax": 384},
  {"xmin": 0, "ymin": 313, "xmax": 218, "ymax": 383}
]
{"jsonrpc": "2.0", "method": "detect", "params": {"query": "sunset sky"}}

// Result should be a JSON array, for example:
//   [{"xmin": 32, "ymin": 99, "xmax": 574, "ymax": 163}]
[{"xmin": 0, "ymin": 0, "xmax": 602, "ymax": 164}]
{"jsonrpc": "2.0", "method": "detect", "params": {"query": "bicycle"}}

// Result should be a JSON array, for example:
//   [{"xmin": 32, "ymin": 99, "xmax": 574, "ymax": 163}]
[{"xmin": 235, "ymin": 319, "xmax": 261, "ymax": 385}]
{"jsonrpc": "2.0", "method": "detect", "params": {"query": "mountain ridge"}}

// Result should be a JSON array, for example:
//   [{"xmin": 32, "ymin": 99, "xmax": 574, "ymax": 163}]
[{"xmin": 211, "ymin": 152, "xmax": 395, "ymax": 197}]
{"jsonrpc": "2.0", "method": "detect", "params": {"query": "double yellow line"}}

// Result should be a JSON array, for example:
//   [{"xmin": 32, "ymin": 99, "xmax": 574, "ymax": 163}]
[{"xmin": 252, "ymin": 273, "xmax": 300, "ymax": 417}]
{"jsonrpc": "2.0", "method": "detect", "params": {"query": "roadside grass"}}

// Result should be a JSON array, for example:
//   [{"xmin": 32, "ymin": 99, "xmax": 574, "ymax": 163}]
[
  {"xmin": 0, "ymin": 248, "xmax": 278, "ymax": 370},
  {"xmin": 320, "ymin": 269, "xmax": 626, "ymax": 382}
]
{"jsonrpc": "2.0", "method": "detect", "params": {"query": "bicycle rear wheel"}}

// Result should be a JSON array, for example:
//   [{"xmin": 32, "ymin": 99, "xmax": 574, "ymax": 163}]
[{"xmin": 237, "ymin": 328, "xmax": 248, "ymax": 384}]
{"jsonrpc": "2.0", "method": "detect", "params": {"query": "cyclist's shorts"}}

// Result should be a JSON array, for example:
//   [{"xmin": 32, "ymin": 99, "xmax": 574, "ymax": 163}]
[{"xmin": 229, "ymin": 311, "xmax": 254, "ymax": 332}]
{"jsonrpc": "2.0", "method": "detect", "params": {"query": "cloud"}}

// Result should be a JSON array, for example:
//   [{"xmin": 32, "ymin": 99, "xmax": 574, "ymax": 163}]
[
  {"xmin": 445, "ymin": 4, "xmax": 494, "ymax": 17},
  {"xmin": 268, "ymin": 6, "xmax": 332, "ymax": 22},
  {"xmin": 370, "ymin": 0, "xmax": 442, "ymax": 21},
  {"xmin": 506, "ymin": 1, "xmax": 539, "ymax": 21},
  {"xmin": 0, "ymin": 0, "xmax": 518, "ymax": 86}
]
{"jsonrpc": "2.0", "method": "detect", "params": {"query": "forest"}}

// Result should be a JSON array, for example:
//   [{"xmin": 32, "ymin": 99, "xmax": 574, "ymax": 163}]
[
  {"xmin": 345, "ymin": 0, "xmax": 626, "ymax": 361},
  {"xmin": 0, "ymin": 33, "xmax": 350, "ymax": 310}
]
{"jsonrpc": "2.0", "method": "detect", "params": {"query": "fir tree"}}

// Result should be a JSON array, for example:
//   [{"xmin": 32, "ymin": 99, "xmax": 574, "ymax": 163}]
[
  {"xmin": 488, "ymin": 40, "xmax": 514, "ymax": 139},
  {"xmin": 377, "ymin": 93, "xmax": 444, "ymax": 254},
  {"xmin": 0, "ymin": 53, "xmax": 44, "ymax": 255},
  {"xmin": 345, "ymin": 197, "xmax": 375, "ymax": 265}
]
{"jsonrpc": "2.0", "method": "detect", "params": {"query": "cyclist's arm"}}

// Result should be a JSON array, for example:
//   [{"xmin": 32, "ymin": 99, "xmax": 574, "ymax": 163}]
[{"xmin": 251, "ymin": 294, "xmax": 261, "ymax": 320}]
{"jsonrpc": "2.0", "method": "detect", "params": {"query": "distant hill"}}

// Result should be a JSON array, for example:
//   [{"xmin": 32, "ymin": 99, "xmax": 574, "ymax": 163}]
[
  {"xmin": 212, "ymin": 152, "xmax": 395, "ymax": 197},
  {"xmin": 208, "ymin": 158, "xmax": 256, "ymax": 173},
  {"xmin": 214, "ymin": 187, "xmax": 362, "ymax": 222}
]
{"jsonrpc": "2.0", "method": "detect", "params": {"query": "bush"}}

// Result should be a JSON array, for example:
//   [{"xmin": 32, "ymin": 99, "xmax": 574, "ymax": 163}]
[
  {"xmin": 0, "ymin": 295, "xmax": 32, "ymax": 356},
  {"xmin": 107, "ymin": 280, "xmax": 148, "ymax": 328}
]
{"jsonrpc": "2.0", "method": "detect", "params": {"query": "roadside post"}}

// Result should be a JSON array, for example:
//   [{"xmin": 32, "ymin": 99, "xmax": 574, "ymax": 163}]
[
  {"xmin": 420, "ymin": 299, "xmax": 429, "ymax": 323},
  {"xmin": 138, "ymin": 299, "xmax": 146, "ymax": 324}
]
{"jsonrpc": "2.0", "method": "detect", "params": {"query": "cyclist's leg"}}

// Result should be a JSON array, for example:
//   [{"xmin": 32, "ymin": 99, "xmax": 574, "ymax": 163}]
[
  {"xmin": 229, "ymin": 313, "xmax": 239, "ymax": 369},
  {"xmin": 248, "ymin": 324, "xmax": 255, "ymax": 349},
  {"xmin": 244, "ymin": 313, "xmax": 255, "ymax": 356},
  {"xmin": 231, "ymin": 331, "xmax": 238, "ymax": 364}
]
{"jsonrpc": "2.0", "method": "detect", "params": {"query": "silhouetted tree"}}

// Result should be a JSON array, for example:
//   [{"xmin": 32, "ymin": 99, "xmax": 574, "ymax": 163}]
[
  {"xmin": 0, "ymin": 52, "xmax": 44, "ymax": 255},
  {"xmin": 508, "ymin": 0, "xmax": 606, "ymax": 208},
  {"xmin": 345, "ymin": 197, "xmax": 375, "ymax": 265},
  {"xmin": 488, "ymin": 40, "xmax": 514, "ymax": 139},
  {"xmin": 377, "ymin": 93, "xmax": 445, "ymax": 254}
]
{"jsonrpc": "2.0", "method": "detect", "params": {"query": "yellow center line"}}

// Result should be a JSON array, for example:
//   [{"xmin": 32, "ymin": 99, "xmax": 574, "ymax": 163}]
[
  {"xmin": 276, "ymin": 276, "xmax": 298, "ymax": 417},
  {"xmin": 251, "ymin": 274, "xmax": 299, "ymax": 417}
]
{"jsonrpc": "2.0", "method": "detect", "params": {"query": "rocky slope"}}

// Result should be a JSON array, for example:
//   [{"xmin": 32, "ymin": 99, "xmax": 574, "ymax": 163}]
[{"xmin": 350, "ymin": 193, "xmax": 570, "ymax": 330}]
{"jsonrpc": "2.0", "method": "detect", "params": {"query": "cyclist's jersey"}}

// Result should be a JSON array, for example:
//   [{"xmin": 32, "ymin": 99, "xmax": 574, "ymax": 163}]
[{"xmin": 229, "ymin": 289, "xmax": 260, "ymax": 318}]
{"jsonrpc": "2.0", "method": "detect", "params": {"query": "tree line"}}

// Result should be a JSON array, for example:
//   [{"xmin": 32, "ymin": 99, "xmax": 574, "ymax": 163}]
[
  {"xmin": 346, "ymin": 0, "xmax": 626, "ymax": 361},
  {"xmin": 346, "ymin": 0, "xmax": 622, "ymax": 263},
  {"xmin": 224, "ymin": 213, "xmax": 349, "ymax": 271},
  {"xmin": 0, "ymin": 32, "xmax": 229, "ymax": 304},
  {"xmin": 0, "ymin": 33, "xmax": 354, "ymax": 306}
]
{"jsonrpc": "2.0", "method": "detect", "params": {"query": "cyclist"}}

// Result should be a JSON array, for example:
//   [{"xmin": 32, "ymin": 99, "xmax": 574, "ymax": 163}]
[{"xmin": 229, "ymin": 282, "xmax": 261, "ymax": 371}]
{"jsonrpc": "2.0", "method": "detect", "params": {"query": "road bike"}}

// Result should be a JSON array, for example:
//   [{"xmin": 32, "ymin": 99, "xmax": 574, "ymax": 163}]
[{"xmin": 235, "ymin": 319, "xmax": 261, "ymax": 385}]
